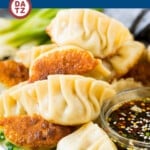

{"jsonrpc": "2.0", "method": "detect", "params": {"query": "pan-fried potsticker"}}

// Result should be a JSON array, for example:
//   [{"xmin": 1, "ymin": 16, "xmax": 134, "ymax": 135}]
[
  {"xmin": 0, "ymin": 75, "xmax": 115, "ymax": 125},
  {"xmin": 0, "ymin": 60, "xmax": 29, "ymax": 93},
  {"xmin": 46, "ymin": 9, "xmax": 145, "ymax": 80},
  {"xmin": 0, "ymin": 75, "xmax": 115, "ymax": 149},
  {"xmin": 0, "ymin": 9, "xmax": 147, "ymax": 150},
  {"xmin": 57, "ymin": 122, "xmax": 117, "ymax": 150},
  {"xmin": 47, "ymin": 9, "xmax": 133, "ymax": 58},
  {"xmin": 0, "ymin": 115, "xmax": 74, "ymax": 149},
  {"xmin": 29, "ymin": 45, "xmax": 110, "ymax": 82}
]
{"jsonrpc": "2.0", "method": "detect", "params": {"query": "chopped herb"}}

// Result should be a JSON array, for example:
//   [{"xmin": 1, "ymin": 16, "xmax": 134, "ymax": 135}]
[
  {"xmin": 6, "ymin": 142, "xmax": 15, "ymax": 150},
  {"xmin": 145, "ymin": 132, "xmax": 150, "ymax": 137},
  {"xmin": 0, "ymin": 131, "xmax": 22, "ymax": 150},
  {"xmin": 0, "ymin": 131, "xmax": 5, "ymax": 141}
]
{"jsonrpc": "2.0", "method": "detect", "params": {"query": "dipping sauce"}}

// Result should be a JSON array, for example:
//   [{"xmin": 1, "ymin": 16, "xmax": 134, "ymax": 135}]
[{"xmin": 108, "ymin": 97, "xmax": 150, "ymax": 142}]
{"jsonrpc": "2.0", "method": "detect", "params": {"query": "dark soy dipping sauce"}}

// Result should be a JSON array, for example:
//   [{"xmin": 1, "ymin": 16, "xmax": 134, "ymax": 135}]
[{"xmin": 108, "ymin": 98, "xmax": 150, "ymax": 143}]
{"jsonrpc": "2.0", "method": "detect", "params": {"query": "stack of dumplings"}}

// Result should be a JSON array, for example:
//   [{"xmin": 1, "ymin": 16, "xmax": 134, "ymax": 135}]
[
  {"xmin": 47, "ymin": 9, "xmax": 133, "ymax": 58},
  {"xmin": 0, "ymin": 9, "xmax": 146, "ymax": 149},
  {"xmin": 46, "ymin": 9, "xmax": 144, "ymax": 80}
]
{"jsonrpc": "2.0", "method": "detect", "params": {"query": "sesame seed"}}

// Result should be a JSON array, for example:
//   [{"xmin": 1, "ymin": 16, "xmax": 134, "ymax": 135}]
[{"xmin": 108, "ymin": 98, "xmax": 150, "ymax": 142}]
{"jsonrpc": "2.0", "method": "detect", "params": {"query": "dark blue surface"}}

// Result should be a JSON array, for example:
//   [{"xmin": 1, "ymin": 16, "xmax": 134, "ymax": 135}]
[
  {"xmin": 0, "ymin": 0, "xmax": 150, "ymax": 8},
  {"xmin": 0, "ymin": 1, "xmax": 9, "ymax": 8}
]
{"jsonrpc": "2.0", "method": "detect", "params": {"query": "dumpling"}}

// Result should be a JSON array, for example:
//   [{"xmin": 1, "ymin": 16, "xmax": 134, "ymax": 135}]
[
  {"xmin": 122, "ymin": 46, "xmax": 150, "ymax": 86},
  {"xmin": 15, "ymin": 44, "xmax": 57, "ymax": 68},
  {"xmin": 0, "ymin": 75, "xmax": 115, "ymax": 125},
  {"xmin": 57, "ymin": 122, "xmax": 117, "ymax": 150},
  {"xmin": 0, "ymin": 115, "xmax": 74, "ymax": 149},
  {"xmin": 0, "ymin": 81, "xmax": 28, "ymax": 117},
  {"xmin": 0, "ymin": 45, "xmax": 16, "ymax": 60},
  {"xmin": 29, "ymin": 43, "xmax": 144, "ymax": 82},
  {"xmin": 46, "ymin": 9, "xmax": 145, "ymax": 79},
  {"xmin": 29, "ymin": 45, "xmax": 111, "ymax": 82},
  {"xmin": 111, "ymin": 78, "xmax": 143, "ymax": 93},
  {"xmin": 108, "ymin": 40, "xmax": 144, "ymax": 77},
  {"xmin": 46, "ymin": 9, "xmax": 133, "ymax": 58},
  {"xmin": 0, "ymin": 60, "xmax": 29, "ymax": 94}
]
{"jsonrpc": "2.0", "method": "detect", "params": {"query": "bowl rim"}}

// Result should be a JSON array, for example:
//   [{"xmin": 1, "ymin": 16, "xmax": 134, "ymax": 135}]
[{"xmin": 100, "ymin": 87, "xmax": 150, "ymax": 148}]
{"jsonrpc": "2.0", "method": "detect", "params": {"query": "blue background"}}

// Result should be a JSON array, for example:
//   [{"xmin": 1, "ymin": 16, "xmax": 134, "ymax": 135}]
[{"xmin": 0, "ymin": 0, "xmax": 150, "ymax": 8}]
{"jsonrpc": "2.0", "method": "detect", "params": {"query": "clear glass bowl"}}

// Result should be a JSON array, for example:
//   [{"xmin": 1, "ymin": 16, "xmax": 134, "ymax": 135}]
[{"xmin": 100, "ymin": 87, "xmax": 150, "ymax": 150}]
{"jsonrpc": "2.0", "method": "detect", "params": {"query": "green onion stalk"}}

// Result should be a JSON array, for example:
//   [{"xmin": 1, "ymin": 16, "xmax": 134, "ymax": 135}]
[
  {"xmin": 0, "ymin": 9, "xmax": 59, "ymax": 49},
  {"xmin": 0, "ymin": 8, "xmax": 103, "ymax": 58}
]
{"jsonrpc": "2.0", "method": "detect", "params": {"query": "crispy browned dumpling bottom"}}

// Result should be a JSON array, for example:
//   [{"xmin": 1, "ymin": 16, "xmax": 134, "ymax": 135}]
[
  {"xmin": 0, "ymin": 60, "xmax": 29, "ymax": 87},
  {"xmin": 0, "ymin": 115, "xmax": 74, "ymax": 148},
  {"xmin": 29, "ymin": 49, "xmax": 98, "ymax": 82}
]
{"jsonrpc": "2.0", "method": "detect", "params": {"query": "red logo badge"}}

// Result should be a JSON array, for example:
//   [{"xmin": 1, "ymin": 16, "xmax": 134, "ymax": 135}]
[{"xmin": 9, "ymin": 0, "xmax": 32, "ymax": 19}]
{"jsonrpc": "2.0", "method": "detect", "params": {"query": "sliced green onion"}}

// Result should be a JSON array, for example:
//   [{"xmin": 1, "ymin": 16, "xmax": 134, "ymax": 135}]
[
  {"xmin": 0, "ymin": 131, "xmax": 5, "ymax": 141},
  {"xmin": 5, "ymin": 142, "xmax": 15, "ymax": 150}
]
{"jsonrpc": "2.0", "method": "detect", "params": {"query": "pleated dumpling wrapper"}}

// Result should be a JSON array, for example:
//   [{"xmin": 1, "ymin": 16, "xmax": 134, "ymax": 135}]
[
  {"xmin": 47, "ymin": 9, "xmax": 133, "ymax": 58},
  {"xmin": 29, "ymin": 45, "xmax": 111, "ymax": 82},
  {"xmin": 46, "ymin": 9, "xmax": 144, "ymax": 79},
  {"xmin": 15, "ymin": 44, "xmax": 58, "ymax": 68},
  {"xmin": 0, "ymin": 75, "xmax": 115, "ymax": 125},
  {"xmin": 57, "ymin": 122, "xmax": 117, "ymax": 150}
]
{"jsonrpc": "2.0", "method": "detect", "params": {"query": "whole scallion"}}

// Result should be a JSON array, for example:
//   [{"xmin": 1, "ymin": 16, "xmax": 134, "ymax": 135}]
[{"xmin": 0, "ymin": 9, "xmax": 59, "ymax": 49}]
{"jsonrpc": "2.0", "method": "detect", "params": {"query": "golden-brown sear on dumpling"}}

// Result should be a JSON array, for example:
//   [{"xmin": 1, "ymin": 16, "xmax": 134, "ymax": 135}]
[
  {"xmin": 46, "ymin": 9, "xmax": 145, "ymax": 81},
  {"xmin": 0, "ymin": 60, "xmax": 29, "ymax": 87},
  {"xmin": 29, "ymin": 45, "xmax": 110, "ymax": 82},
  {"xmin": 0, "ymin": 115, "xmax": 74, "ymax": 149},
  {"xmin": 46, "ymin": 9, "xmax": 133, "ymax": 58}
]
